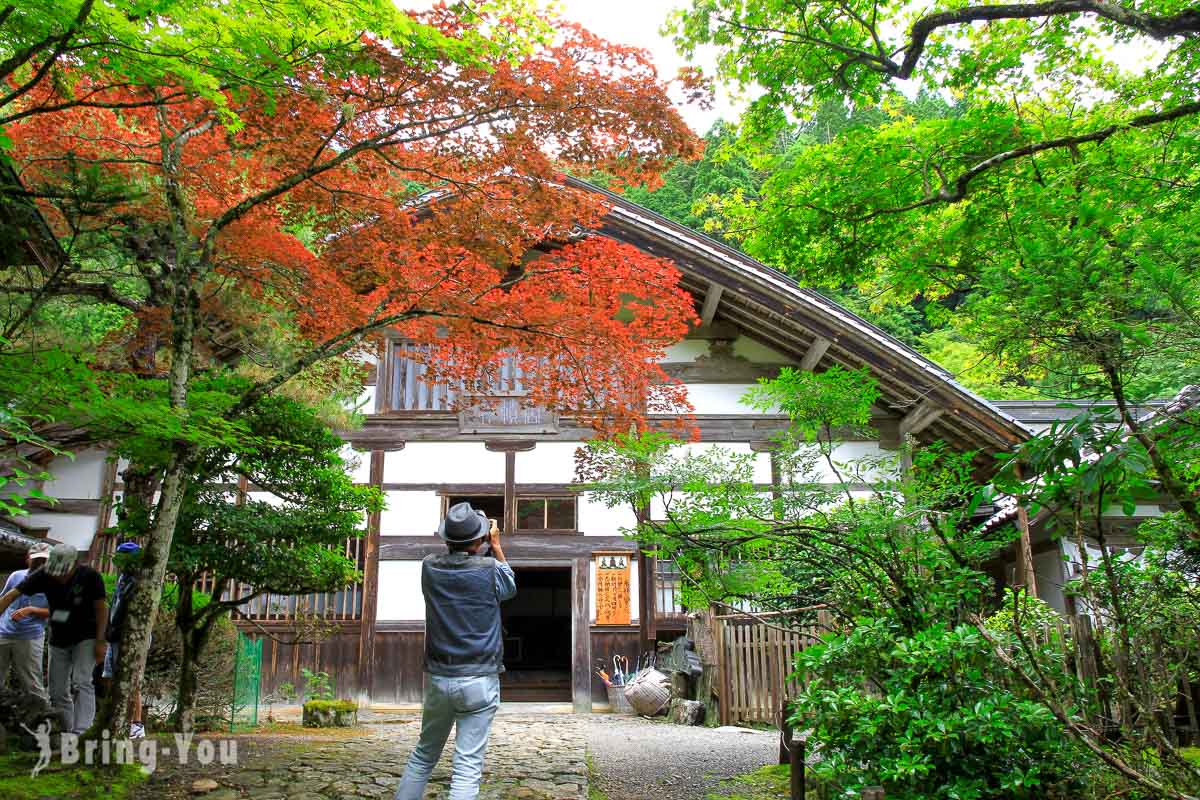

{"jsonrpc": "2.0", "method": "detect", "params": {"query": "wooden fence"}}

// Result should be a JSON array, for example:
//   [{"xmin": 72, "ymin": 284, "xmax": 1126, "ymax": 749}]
[
  {"xmin": 711, "ymin": 606, "xmax": 1199, "ymax": 747},
  {"xmin": 714, "ymin": 608, "xmax": 832, "ymax": 725}
]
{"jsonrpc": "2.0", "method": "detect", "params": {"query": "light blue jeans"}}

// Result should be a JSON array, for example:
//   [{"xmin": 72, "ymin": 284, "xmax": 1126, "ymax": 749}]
[
  {"xmin": 48, "ymin": 639, "xmax": 96, "ymax": 734},
  {"xmin": 394, "ymin": 674, "xmax": 501, "ymax": 800}
]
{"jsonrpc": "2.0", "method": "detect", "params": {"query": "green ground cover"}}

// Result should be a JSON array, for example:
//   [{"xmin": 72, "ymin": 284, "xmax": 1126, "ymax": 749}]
[
  {"xmin": 706, "ymin": 763, "xmax": 792, "ymax": 799},
  {"xmin": 0, "ymin": 753, "xmax": 146, "ymax": 799}
]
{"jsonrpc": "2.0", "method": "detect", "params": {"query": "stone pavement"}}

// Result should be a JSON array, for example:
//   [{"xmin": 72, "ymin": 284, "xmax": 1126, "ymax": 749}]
[{"xmin": 135, "ymin": 715, "xmax": 588, "ymax": 800}]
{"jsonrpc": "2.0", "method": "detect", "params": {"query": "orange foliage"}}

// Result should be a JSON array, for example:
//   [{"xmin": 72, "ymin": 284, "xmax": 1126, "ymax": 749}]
[{"xmin": 9, "ymin": 10, "xmax": 703, "ymax": 433}]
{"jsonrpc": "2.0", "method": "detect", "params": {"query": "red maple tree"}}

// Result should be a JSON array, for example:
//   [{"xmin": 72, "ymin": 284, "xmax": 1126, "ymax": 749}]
[
  {"xmin": 6, "ymin": 7, "xmax": 702, "ymax": 734},
  {"xmin": 11, "ymin": 12, "xmax": 701, "ymax": 430}
]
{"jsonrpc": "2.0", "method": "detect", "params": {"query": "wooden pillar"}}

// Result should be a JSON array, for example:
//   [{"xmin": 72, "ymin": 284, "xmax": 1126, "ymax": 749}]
[
  {"xmin": 356, "ymin": 449, "xmax": 386, "ymax": 705},
  {"xmin": 572, "ymin": 555, "xmax": 592, "ymax": 712},
  {"xmin": 636, "ymin": 520, "xmax": 657, "ymax": 653},
  {"xmin": 484, "ymin": 441, "xmax": 534, "ymax": 534},
  {"xmin": 504, "ymin": 450, "xmax": 517, "ymax": 535},
  {"xmin": 86, "ymin": 459, "xmax": 119, "ymax": 565}
]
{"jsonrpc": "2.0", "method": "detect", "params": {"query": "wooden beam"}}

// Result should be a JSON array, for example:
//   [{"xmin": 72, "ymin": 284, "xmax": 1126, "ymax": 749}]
[
  {"xmin": 899, "ymin": 400, "xmax": 944, "ymax": 438},
  {"xmin": 699, "ymin": 283, "xmax": 724, "ymax": 327},
  {"xmin": 799, "ymin": 337, "xmax": 831, "ymax": 371},
  {"xmin": 379, "ymin": 535, "xmax": 638, "ymax": 560}
]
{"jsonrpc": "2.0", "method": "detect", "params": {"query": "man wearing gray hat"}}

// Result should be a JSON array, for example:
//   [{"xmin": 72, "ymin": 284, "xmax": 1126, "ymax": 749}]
[
  {"xmin": 0, "ymin": 543, "xmax": 107, "ymax": 734},
  {"xmin": 0, "ymin": 542, "xmax": 51, "ymax": 700},
  {"xmin": 394, "ymin": 502, "xmax": 517, "ymax": 800}
]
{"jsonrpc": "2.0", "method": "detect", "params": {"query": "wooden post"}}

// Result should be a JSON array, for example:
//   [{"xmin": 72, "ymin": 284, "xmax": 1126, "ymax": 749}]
[
  {"xmin": 503, "ymin": 450, "xmax": 517, "ymax": 536},
  {"xmin": 356, "ymin": 449, "xmax": 385, "ymax": 705},
  {"xmin": 779, "ymin": 700, "xmax": 790, "ymax": 765},
  {"xmin": 780, "ymin": 726, "xmax": 805, "ymax": 800},
  {"xmin": 861, "ymin": 788, "xmax": 885, "ymax": 800}
]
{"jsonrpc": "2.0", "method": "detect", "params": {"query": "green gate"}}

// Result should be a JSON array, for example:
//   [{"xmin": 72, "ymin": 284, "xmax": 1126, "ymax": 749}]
[{"xmin": 231, "ymin": 632, "xmax": 262, "ymax": 731}]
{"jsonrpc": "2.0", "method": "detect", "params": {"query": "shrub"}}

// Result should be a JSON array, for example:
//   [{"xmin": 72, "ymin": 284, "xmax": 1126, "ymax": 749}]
[{"xmin": 795, "ymin": 618, "xmax": 1088, "ymax": 800}]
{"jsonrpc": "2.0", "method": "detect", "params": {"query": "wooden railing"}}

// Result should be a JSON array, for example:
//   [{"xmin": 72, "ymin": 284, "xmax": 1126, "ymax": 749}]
[{"xmin": 92, "ymin": 533, "xmax": 365, "ymax": 622}]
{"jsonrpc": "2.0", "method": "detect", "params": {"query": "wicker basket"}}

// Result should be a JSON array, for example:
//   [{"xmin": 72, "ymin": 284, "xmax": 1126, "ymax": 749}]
[
  {"xmin": 623, "ymin": 668, "xmax": 671, "ymax": 717},
  {"xmin": 605, "ymin": 683, "xmax": 635, "ymax": 714}
]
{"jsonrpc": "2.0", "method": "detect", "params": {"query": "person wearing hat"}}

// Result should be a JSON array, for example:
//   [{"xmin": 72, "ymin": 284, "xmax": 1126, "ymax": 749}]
[
  {"xmin": 394, "ymin": 502, "xmax": 517, "ymax": 800},
  {"xmin": 103, "ymin": 542, "xmax": 146, "ymax": 738},
  {"xmin": 0, "ymin": 542, "xmax": 52, "ymax": 700},
  {"xmin": 0, "ymin": 542, "xmax": 107, "ymax": 734}
]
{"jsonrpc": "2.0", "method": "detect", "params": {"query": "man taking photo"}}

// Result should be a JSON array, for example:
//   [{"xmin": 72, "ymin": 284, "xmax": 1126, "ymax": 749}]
[{"xmin": 394, "ymin": 502, "xmax": 516, "ymax": 800}]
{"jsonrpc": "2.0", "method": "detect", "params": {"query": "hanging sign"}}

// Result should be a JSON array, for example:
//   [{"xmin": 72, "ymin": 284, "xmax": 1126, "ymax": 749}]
[{"xmin": 594, "ymin": 552, "xmax": 632, "ymax": 626}]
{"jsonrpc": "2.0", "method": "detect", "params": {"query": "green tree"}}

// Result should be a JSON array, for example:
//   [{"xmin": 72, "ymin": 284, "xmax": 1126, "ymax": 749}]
[
  {"xmin": 670, "ymin": 0, "xmax": 1200, "ymax": 402},
  {"xmin": 580, "ymin": 374, "xmax": 1090, "ymax": 799},
  {"xmin": 625, "ymin": 120, "xmax": 762, "ymax": 243},
  {"xmin": 161, "ymin": 394, "xmax": 382, "ymax": 732}
]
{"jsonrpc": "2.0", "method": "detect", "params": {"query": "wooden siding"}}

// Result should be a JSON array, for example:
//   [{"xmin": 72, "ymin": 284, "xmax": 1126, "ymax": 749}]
[
  {"xmin": 243, "ymin": 624, "xmax": 364, "ymax": 701},
  {"xmin": 589, "ymin": 627, "xmax": 643, "ymax": 705}
]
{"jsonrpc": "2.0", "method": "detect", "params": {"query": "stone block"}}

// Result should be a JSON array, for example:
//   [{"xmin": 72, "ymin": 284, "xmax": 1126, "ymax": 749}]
[{"xmin": 667, "ymin": 698, "xmax": 706, "ymax": 726}]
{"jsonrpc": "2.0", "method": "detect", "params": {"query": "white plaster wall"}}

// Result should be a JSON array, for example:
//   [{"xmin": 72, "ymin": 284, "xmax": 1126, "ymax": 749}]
[
  {"xmin": 514, "ymin": 443, "xmax": 580, "ymax": 483},
  {"xmin": 577, "ymin": 495, "xmax": 637, "ymax": 537},
  {"xmin": 787, "ymin": 441, "xmax": 896, "ymax": 483},
  {"xmin": 245, "ymin": 491, "xmax": 285, "ymax": 507},
  {"xmin": 661, "ymin": 340, "xmax": 709, "ymax": 363},
  {"xmin": 383, "ymin": 443, "xmax": 505, "ymax": 484},
  {"xmin": 340, "ymin": 445, "xmax": 371, "ymax": 484},
  {"xmin": 679, "ymin": 383, "xmax": 773, "ymax": 415},
  {"xmin": 380, "ymin": 491, "xmax": 442, "ymax": 536},
  {"xmin": 42, "ymin": 450, "xmax": 108, "ymax": 500},
  {"xmin": 588, "ymin": 559, "xmax": 639, "ymax": 624},
  {"xmin": 376, "ymin": 561, "xmax": 426, "ymax": 620},
  {"xmin": 356, "ymin": 386, "xmax": 376, "ymax": 415},
  {"xmin": 674, "ymin": 442, "xmax": 774, "ymax": 484},
  {"xmin": 22, "ymin": 513, "xmax": 97, "ymax": 551},
  {"xmin": 733, "ymin": 337, "xmax": 794, "ymax": 364},
  {"xmin": 1101, "ymin": 504, "xmax": 1163, "ymax": 518},
  {"xmin": 1033, "ymin": 549, "xmax": 1068, "ymax": 614}
]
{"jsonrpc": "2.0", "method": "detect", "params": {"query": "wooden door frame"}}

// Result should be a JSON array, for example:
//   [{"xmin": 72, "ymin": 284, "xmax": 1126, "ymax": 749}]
[{"xmin": 505, "ymin": 556, "xmax": 592, "ymax": 712}]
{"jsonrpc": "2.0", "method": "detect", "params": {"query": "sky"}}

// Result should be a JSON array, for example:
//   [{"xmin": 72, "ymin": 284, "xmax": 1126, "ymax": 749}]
[
  {"xmin": 545, "ymin": 0, "xmax": 740, "ymax": 134},
  {"xmin": 404, "ymin": 0, "xmax": 740, "ymax": 134}
]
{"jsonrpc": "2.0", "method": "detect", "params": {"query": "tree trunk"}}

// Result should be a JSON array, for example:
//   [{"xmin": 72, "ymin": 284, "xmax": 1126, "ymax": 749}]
[
  {"xmin": 174, "ymin": 625, "xmax": 215, "ymax": 733},
  {"xmin": 94, "ymin": 264, "xmax": 199, "ymax": 736}
]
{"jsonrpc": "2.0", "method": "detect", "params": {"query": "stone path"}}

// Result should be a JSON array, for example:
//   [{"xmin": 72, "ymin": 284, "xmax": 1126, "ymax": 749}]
[{"xmin": 135, "ymin": 716, "xmax": 588, "ymax": 800}]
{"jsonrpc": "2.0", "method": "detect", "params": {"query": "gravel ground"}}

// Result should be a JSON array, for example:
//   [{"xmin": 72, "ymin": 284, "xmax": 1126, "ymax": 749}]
[{"xmin": 586, "ymin": 715, "xmax": 779, "ymax": 800}]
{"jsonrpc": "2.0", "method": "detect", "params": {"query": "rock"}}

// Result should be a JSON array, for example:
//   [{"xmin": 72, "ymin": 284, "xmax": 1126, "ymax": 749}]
[
  {"xmin": 191, "ymin": 777, "xmax": 220, "ymax": 793},
  {"xmin": 667, "ymin": 699, "xmax": 706, "ymax": 726},
  {"xmin": 0, "ymin": 686, "xmax": 58, "ymax": 751}
]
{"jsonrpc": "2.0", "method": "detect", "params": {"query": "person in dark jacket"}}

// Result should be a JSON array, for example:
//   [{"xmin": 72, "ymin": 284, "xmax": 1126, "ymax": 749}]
[{"xmin": 394, "ymin": 502, "xmax": 516, "ymax": 800}]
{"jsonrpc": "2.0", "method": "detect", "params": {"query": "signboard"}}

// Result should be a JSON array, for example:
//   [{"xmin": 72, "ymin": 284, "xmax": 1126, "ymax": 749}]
[
  {"xmin": 458, "ymin": 397, "xmax": 559, "ymax": 434},
  {"xmin": 594, "ymin": 552, "xmax": 632, "ymax": 626}
]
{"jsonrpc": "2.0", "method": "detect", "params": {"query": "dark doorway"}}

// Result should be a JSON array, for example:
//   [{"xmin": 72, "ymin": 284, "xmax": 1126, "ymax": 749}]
[{"xmin": 500, "ymin": 566, "xmax": 572, "ymax": 702}]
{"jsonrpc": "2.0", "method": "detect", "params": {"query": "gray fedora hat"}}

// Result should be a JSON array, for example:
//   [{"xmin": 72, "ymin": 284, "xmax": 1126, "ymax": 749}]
[{"xmin": 437, "ymin": 502, "xmax": 489, "ymax": 544}]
